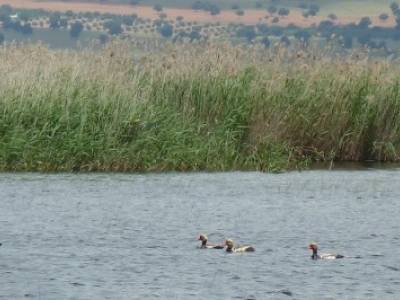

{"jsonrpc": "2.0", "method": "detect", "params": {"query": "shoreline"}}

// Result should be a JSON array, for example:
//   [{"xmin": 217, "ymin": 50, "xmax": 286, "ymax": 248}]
[
  {"xmin": 0, "ymin": 0, "xmax": 396, "ymax": 27},
  {"xmin": 0, "ymin": 161, "xmax": 399, "ymax": 173}
]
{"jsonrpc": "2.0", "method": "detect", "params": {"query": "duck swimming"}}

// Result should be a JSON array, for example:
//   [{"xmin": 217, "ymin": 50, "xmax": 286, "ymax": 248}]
[
  {"xmin": 309, "ymin": 243, "xmax": 344, "ymax": 260},
  {"xmin": 225, "ymin": 239, "xmax": 255, "ymax": 253},
  {"xmin": 198, "ymin": 234, "xmax": 224, "ymax": 249}
]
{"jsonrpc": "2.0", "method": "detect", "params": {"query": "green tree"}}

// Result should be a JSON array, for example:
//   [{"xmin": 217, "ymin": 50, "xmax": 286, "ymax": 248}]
[
  {"xmin": 343, "ymin": 35, "xmax": 353, "ymax": 49},
  {"xmin": 358, "ymin": 16, "xmax": 372, "ymax": 29},
  {"xmin": 19, "ymin": 11, "xmax": 30, "ymax": 22},
  {"xmin": 21, "ymin": 23, "xmax": 33, "ymax": 35},
  {"xmin": 379, "ymin": 13, "xmax": 389, "ymax": 21},
  {"xmin": 49, "ymin": 14, "xmax": 61, "ymax": 29},
  {"xmin": 278, "ymin": 8, "xmax": 290, "ymax": 16},
  {"xmin": 261, "ymin": 36, "xmax": 270, "ymax": 47},
  {"xmin": 391, "ymin": 2, "xmax": 399, "ymax": 15},
  {"xmin": 66, "ymin": 10, "xmax": 74, "ymax": 17},
  {"xmin": 209, "ymin": 4, "xmax": 220, "ymax": 15},
  {"xmin": 60, "ymin": 18, "xmax": 68, "ymax": 28},
  {"xmin": 158, "ymin": 23, "xmax": 173, "ymax": 38},
  {"xmin": 236, "ymin": 9, "xmax": 245, "ymax": 16},
  {"xmin": 0, "ymin": 5, "xmax": 12, "ymax": 15},
  {"xmin": 236, "ymin": 25, "xmax": 256, "ymax": 41},
  {"xmin": 267, "ymin": 5, "xmax": 277, "ymax": 14},
  {"xmin": 70, "ymin": 21, "xmax": 83, "ymax": 38},
  {"xmin": 153, "ymin": 4, "xmax": 163, "ymax": 12},
  {"xmin": 294, "ymin": 29, "xmax": 311, "ymax": 45},
  {"xmin": 328, "ymin": 13, "xmax": 337, "ymax": 20},
  {"xmin": 104, "ymin": 20, "xmax": 123, "ymax": 35},
  {"xmin": 122, "ymin": 15, "xmax": 135, "ymax": 26},
  {"xmin": 98, "ymin": 33, "xmax": 108, "ymax": 44},
  {"xmin": 280, "ymin": 35, "xmax": 290, "ymax": 46}
]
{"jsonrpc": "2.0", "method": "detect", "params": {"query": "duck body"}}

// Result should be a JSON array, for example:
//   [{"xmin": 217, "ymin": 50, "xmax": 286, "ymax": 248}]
[
  {"xmin": 198, "ymin": 234, "xmax": 224, "ymax": 249},
  {"xmin": 309, "ymin": 244, "xmax": 344, "ymax": 260},
  {"xmin": 225, "ymin": 239, "xmax": 255, "ymax": 253},
  {"xmin": 202, "ymin": 244, "xmax": 224, "ymax": 249}
]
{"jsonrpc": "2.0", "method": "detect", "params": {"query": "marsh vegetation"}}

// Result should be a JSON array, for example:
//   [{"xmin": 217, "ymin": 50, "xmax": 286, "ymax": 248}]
[{"xmin": 0, "ymin": 42, "xmax": 399, "ymax": 171}]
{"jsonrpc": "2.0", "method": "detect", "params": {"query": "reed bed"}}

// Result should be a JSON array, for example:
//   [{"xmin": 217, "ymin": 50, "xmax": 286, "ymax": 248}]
[{"xmin": 0, "ymin": 42, "xmax": 399, "ymax": 171}]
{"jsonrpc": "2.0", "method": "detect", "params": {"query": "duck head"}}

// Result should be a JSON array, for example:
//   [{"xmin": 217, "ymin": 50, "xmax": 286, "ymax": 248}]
[
  {"xmin": 198, "ymin": 234, "xmax": 208, "ymax": 247},
  {"xmin": 225, "ymin": 239, "xmax": 234, "ymax": 252},
  {"xmin": 308, "ymin": 243, "xmax": 318, "ymax": 259}
]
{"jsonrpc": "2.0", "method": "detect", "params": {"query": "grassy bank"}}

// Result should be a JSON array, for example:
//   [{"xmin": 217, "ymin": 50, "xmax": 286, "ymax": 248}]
[{"xmin": 0, "ymin": 43, "xmax": 399, "ymax": 172}]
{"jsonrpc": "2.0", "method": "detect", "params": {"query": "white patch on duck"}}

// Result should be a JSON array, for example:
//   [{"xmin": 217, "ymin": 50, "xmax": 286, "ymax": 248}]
[
  {"xmin": 224, "ymin": 239, "xmax": 255, "ymax": 253},
  {"xmin": 309, "ymin": 243, "xmax": 344, "ymax": 260},
  {"xmin": 197, "ymin": 234, "xmax": 224, "ymax": 249}
]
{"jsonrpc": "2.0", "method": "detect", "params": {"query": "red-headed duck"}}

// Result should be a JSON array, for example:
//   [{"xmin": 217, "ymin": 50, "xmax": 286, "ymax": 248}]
[
  {"xmin": 309, "ymin": 243, "xmax": 344, "ymax": 260},
  {"xmin": 225, "ymin": 239, "xmax": 255, "ymax": 253}
]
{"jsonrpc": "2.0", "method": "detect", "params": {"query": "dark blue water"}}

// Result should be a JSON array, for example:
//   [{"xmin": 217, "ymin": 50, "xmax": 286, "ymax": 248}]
[{"xmin": 0, "ymin": 171, "xmax": 399, "ymax": 299}]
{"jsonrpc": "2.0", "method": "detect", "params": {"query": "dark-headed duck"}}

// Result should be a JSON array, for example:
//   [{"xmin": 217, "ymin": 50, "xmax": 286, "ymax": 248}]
[
  {"xmin": 198, "ymin": 234, "xmax": 224, "ymax": 249},
  {"xmin": 225, "ymin": 239, "xmax": 255, "ymax": 253},
  {"xmin": 309, "ymin": 243, "xmax": 344, "ymax": 260}
]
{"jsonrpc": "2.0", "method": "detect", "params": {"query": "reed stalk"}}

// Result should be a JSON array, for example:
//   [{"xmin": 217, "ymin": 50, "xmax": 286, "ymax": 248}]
[{"xmin": 0, "ymin": 42, "xmax": 399, "ymax": 171}]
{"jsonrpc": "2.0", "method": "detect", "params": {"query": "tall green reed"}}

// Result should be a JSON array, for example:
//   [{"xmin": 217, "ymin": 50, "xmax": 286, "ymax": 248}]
[{"xmin": 0, "ymin": 42, "xmax": 399, "ymax": 171}]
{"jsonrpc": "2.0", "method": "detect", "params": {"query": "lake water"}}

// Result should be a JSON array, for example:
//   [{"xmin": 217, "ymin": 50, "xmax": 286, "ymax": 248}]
[{"xmin": 0, "ymin": 171, "xmax": 399, "ymax": 299}]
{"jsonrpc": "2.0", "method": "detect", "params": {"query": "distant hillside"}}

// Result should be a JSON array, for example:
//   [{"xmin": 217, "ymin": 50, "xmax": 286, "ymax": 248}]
[
  {"xmin": 41, "ymin": 0, "xmax": 392, "ymax": 11},
  {"xmin": 35, "ymin": 0, "xmax": 395, "ymax": 19},
  {"xmin": 45, "ymin": 0, "xmax": 287, "ymax": 9},
  {"xmin": 0, "ymin": 0, "xmax": 395, "ymax": 26},
  {"xmin": 0, "ymin": 0, "xmax": 399, "ymax": 54}
]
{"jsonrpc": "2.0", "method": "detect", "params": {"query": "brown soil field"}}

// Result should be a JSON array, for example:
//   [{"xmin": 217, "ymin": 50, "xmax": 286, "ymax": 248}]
[{"xmin": 0, "ymin": 0, "xmax": 396, "ymax": 28}]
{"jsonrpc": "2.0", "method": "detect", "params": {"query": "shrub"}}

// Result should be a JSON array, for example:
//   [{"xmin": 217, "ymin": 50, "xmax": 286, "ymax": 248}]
[
  {"xmin": 153, "ymin": 4, "xmax": 163, "ymax": 12},
  {"xmin": 261, "ymin": 36, "xmax": 270, "ymax": 47},
  {"xmin": 104, "ymin": 20, "xmax": 123, "ymax": 35},
  {"xmin": 0, "ymin": 4, "xmax": 12, "ymax": 15},
  {"xmin": 280, "ymin": 35, "xmax": 290, "ymax": 46},
  {"xmin": 158, "ymin": 23, "xmax": 173, "ymax": 37},
  {"xmin": 70, "ymin": 21, "xmax": 83, "ymax": 38},
  {"xmin": 21, "ymin": 23, "xmax": 33, "ymax": 35},
  {"xmin": 98, "ymin": 33, "xmax": 108, "ymax": 44},
  {"xmin": 391, "ymin": 2, "xmax": 399, "ymax": 15},
  {"xmin": 379, "ymin": 13, "xmax": 389, "ymax": 21},
  {"xmin": 278, "ymin": 8, "xmax": 290, "ymax": 16},
  {"xmin": 358, "ymin": 16, "xmax": 372, "ymax": 29},
  {"xmin": 49, "ymin": 14, "xmax": 61, "ymax": 29},
  {"xmin": 343, "ymin": 35, "xmax": 353, "ymax": 49},
  {"xmin": 294, "ymin": 29, "xmax": 311, "ymax": 44},
  {"xmin": 122, "ymin": 15, "xmax": 135, "ymax": 26},
  {"xmin": 209, "ymin": 5, "xmax": 221, "ymax": 15},
  {"xmin": 272, "ymin": 16, "xmax": 279, "ymax": 23},
  {"xmin": 328, "ymin": 13, "xmax": 337, "ymax": 20},
  {"xmin": 267, "ymin": 6, "xmax": 277, "ymax": 14},
  {"xmin": 236, "ymin": 25, "xmax": 256, "ymax": 41}
]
